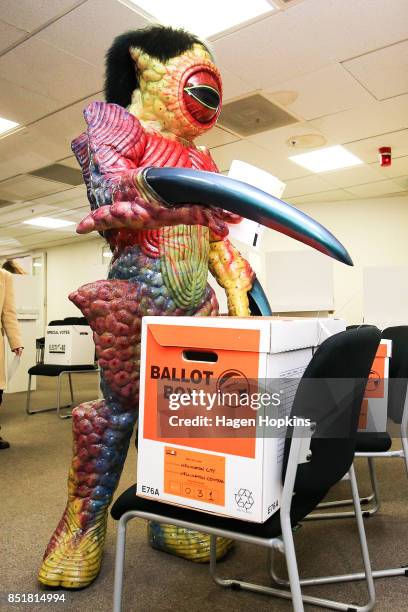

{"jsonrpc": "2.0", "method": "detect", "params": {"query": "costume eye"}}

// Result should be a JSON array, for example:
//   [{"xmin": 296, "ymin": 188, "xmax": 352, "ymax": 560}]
[
  {"xmin": 183, "ymin": 69, "xmax": 222, "ymax": 123},
  {"xmin": 184, "ymin": 86, "xmax": 220, "ymax": 110}
]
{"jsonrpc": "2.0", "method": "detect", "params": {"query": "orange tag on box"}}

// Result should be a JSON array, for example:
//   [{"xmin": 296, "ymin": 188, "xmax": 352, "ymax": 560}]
[{"xmin": 164, "ymin": 446, "xmax": 225, "ymax": 506}]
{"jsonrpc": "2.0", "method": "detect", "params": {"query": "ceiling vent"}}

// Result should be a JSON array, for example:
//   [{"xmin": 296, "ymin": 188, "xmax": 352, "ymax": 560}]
[
  {"xmin": 28, "ymin": 164, "xmax": 83, "ymax": 186},
  {"xmin": 218, "ymin": 93, "xmax": 298, "ymax": 137}
]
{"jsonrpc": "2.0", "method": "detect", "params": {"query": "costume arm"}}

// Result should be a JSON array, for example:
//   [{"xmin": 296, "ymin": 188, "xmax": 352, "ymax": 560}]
[
  {"xmin": 73, "ymin": 102, "xmax": 228, "ymax": 236},
  {"xmin": 208, "ymin": 234, "xmax": 255, "ymax": 316}
]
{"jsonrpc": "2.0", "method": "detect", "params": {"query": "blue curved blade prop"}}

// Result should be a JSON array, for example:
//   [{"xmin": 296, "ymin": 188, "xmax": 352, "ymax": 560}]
[
  {"xmin": 249, "ymin": 278, "xmax": 272, "ymax": 316},
  {"xmin": 143, "ymin": 167, "xmax": 353, "ymax": 266}
]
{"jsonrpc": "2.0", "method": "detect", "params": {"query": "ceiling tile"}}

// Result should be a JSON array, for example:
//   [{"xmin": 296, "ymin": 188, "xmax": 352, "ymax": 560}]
[
  {"xmin": 346, "ymin": 179, "xmax": 403, "ymax": 198},
  {"xmin": 29, "ymin": 163, "xmax": 83, "ymax": 185},
  {"xmin": 210, "ymin": 140, "xmax": 268, "ymax": 173},
  {"xmin": 210, "ymin": 138, "xmax": 309, "ymax": 181},
  {"xmin": 310, "ymin": 94, "xmax": 408, "ymax": 143},
  {"xmin": 343, "ymin": 40, "xmax": 408, "ymax": 101},
  {"xmin": 0, "ymin": 77, "xmax": 60, "ymax": 124},
  {"xmin": 0, "ymin": 202, "xmax": 62, "ymax": 227},
  {"xmin": 280, "ymin": 0, "xmax": 408, "ymax": 63},
  {"xmin": 0, "ymin": 38, "xmax": 103, "ymax": 104},
  {"xmin": 393, "ymin": 176, "xmax": 408, "ymax": 191},
  {"xmin": 221, "ymin": 68, "xmax": 254, "ymax": 102},
  {"xmin": 0, "ymin": 0, "xmax": 81, "ymax": 32},
  {"xmin": 214, "ymin": 0, "xmax": 408, "ymax": 91},
  {"xmin": 0, "ymin": 175, "xmax": 69, "ymax": 201},
  {"xmin": 267, "ymin": 64, "xmax": 373, "ymax": 120},
  {"xmin": 346, "ymin": 129, "xmax": 408, "ymax": 163},
  {"xmin": 0, "ymin": 19, "xmax": 27, "ymax": 52},
  {"xmin": 36, "ymin": 0, "xmax": 150, "ymax": 67},
  {"xmin": 0, "ymin": 156, "xmax": 27, "ymax": 183},
  {"xmin": 248, "ymin": 122, "xmax": 330, "ymax": 152},
  {"xmin": 5, "ymin": 217, "xmax": 77, "ymax": 239},
  {"xmin": 59, "ymin": 156, "xmax": 79, "ymax": 169},
  {"xmin": 370, "ymin": 155, "xmax": 408, "ymax": 179},
  {"xmin": 322, "ymin": 165, "xmax": 385, "ymax": 189},
  {"xmin": 13, "ymin": 230, "xmax": 77, "ymax": 250},
  {"xmin": 0, "ymin": 92, "xmax": 102, "ymax": 181},
  {"xmin": 31, "ymin": 184, "xmax": 87, "ymax": 208},
  {"xmin": 214, "ymin": 11, "xmax": 322, "ymax": 91},
  {"xmin": 247, "ymin": 123, "xmax": 333, "ymax": 180},
  {"xmin": 195, "ymin": 126, "xmax": 240, "ymax": 149},
  {"xmin": 284, "ymin": 175, "xmax": 333, "ymax": 198},
  {"xmin": 0, "ymin": 232, "xmax": 83, "ymax": 256}
]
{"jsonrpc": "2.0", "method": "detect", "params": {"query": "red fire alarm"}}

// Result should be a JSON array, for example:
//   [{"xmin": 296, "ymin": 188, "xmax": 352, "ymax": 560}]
[{"xmin": 379, "ymin": 146, "xmax": 392, "ymax": 167}]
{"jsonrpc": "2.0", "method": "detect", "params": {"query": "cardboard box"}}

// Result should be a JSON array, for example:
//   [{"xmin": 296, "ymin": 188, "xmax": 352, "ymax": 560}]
[
  {"xmin": 358, "ymin": 339, "xmax": 391, "ymax": 432},
  {"xmin": 44, "ymin": 325, "xmax": 95, "ymax": 366},
  {"xmin": 137, "ymin": 316, "xmax": 345, "ymax": 523}
]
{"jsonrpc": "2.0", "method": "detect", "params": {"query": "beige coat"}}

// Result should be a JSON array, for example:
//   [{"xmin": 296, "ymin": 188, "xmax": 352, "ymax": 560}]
[{"xmin": 0, "ymin": 269, "xmax": 23, "ymax": 389}]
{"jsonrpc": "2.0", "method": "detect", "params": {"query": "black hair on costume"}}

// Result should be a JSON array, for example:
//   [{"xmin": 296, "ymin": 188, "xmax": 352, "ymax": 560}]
[{"xmin": 105, "ymin": 25, "xmax": 206, "ymax": 108}]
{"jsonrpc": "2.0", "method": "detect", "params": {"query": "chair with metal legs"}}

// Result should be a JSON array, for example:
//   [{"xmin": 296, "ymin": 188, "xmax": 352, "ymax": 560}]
[
  {"xmin": 304, "ymin": 325, "xmax": 408, "ymax": 582},
  {"xmin": 111, "ymin": 327, "xmax": 381, "ymax": 612},
  {"xmin": 25, "ymin": 365, "xmax": 98, "ymax": 419},
  {"xmin": 25, "ymin": 317, "xmax": 98, "ymax": 419}
]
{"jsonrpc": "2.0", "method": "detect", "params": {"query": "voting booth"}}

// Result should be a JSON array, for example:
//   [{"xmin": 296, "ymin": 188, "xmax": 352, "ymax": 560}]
[
  {"xmin": 137, "ymin": 316, "xmax": 345, "ymax": 522},
  {"xmin": 44, "ymin": 325, "xmax": 95, "ymax": 366}
]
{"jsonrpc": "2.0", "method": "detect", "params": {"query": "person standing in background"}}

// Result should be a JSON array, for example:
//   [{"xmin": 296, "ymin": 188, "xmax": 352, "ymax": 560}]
[
  {"xmin": 0, "ymin": 267, "xmax": 24, "ymax": 449},
  {"xmin": 2, "ymin": 259, "xmax": 27, "ymax": 275}
]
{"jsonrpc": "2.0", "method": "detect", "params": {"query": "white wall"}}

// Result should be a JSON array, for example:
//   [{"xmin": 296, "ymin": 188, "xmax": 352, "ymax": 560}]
[
  {"xmin": 46, "ymin": 237, "xmax": 108, "ymax": 323},
  {"xmin": 44, "ymin": 195, "xmax": 408, "ymax": 326},
  {"xmin": 256, "ymin": 195, "xmax": 408, "ymax": 324}
]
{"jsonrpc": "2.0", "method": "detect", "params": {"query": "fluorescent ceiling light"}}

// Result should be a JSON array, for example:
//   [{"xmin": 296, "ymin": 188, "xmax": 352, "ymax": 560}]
[
  {"xmin": 0, "ymin": 237, "xmax": 21, "ymax": 246},
  {"xmin": 289, "ymin": 145, "xmax": 363, "ymax": 173},
  {"xmin": 0, "ymin": 116, "xmax": 19, "ymax": 136},
  {"xmin": 125, "ymin": 0, "xmax": 276, "ymax": 38},
  {"xmin": 23, "ymin": 217, "xmax": 75, "ymax": 229}
]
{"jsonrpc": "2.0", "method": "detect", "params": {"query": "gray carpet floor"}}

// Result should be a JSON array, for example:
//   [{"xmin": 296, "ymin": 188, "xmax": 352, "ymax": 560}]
[{"xmin": 0, "ymin": 375, "xmax": 407, "ymax": 612}]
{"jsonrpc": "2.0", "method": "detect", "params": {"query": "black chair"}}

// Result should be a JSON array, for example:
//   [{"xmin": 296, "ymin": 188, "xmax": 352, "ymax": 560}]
[
  {"xmin": 111, "ymin": 327, "xmax": 380, "ymax": 612},
  {"xmin": 310, "ymin": 322, "xmax": 387, "ymax": 520},
  {"xmin": 305, "ymin": 325, "xmax": 408, "ymax": 584},
  {"xmin": 26, "ymin": 317, "xmax": 98, "ymax": 419}
]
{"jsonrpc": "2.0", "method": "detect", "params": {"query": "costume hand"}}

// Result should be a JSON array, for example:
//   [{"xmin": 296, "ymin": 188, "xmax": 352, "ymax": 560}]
[{"xmin": 12, "ymin": 347, "xmax": 23, "ymax": 357}]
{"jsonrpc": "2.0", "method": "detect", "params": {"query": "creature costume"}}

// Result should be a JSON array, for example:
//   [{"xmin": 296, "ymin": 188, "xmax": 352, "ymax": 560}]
[{"xmin": 38, "ymin": 26, "xmax": 352, "ymax": 589}]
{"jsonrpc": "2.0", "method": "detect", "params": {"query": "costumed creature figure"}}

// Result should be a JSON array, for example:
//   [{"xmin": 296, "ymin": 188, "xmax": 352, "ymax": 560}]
[{"xmin": 38, "ymin": 26, "xmax": 352, "ymax": 589}]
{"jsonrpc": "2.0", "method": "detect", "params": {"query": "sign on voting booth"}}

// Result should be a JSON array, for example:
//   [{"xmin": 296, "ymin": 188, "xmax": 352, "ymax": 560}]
[
  {"xmin": 137, "ymin": 316, "xmax": 346, "ymax": 523},
  {"xmin": 44, "ymin": 325, "xmax": 95, "ymax": 366}
]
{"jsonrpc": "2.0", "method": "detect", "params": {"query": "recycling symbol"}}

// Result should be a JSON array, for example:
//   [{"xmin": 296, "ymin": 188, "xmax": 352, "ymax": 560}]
[{"xmin": 235, "ymin": 488, "xmax": 254, "ymax": 512}]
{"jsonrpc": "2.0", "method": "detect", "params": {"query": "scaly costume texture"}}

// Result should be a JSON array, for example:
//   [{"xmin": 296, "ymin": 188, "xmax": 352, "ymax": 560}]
[{"xmin": 39, "ymin": 26, "xmax": 352, "ymax": 589}]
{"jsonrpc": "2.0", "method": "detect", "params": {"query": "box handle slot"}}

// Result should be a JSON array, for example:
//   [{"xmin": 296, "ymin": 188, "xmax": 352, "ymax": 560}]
[{"xmin": 182, "ymin": 350, "xmax": 218, "ymax": 363}]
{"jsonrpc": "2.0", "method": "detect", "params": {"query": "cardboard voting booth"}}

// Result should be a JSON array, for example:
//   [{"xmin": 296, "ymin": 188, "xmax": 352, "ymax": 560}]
[
  {"xmin": 358, "ymin": 339, "xmax": 391, "ymax": 432},
  {"xmin": 44, "ymin": 325, "xmax": 95, "ymax": 366},
  {"xmin": 137, "ymin": 316, "xmax": 345, "ymax": 523}
]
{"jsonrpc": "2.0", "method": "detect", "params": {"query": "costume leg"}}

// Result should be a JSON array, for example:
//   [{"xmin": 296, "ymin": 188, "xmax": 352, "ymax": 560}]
[
  {"xmin": 147, "ymin": 287, "xmax": 233, "ymax": 562},
  {"xmin": 39, "ymin": 398, "xmax": 136, "ymax": 588}
]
